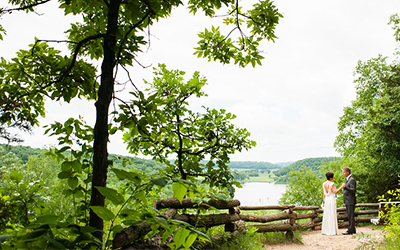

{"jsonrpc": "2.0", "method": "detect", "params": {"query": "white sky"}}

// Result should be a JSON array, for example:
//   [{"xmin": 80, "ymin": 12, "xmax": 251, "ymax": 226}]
[{"xmin": 1, "ymin": 0, "xmax": 399, "ymax": 163}]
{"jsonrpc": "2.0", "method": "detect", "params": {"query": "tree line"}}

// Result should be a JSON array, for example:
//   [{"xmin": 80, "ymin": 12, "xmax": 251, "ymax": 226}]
[{"xmin": 274, "ymin": 157, "xmax": 341, "ymax": 183}]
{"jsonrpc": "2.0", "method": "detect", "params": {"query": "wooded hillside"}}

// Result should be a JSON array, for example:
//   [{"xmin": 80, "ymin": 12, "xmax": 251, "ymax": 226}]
[
  {"xmin": 273, "ymin": 157, "xmax": 341, "ymax": 183},
  {"xmin": 1, "ymin": 144, "xmax": 284, "ymax": 173},
  {"xmin": 228, "ymin": 161, "xmax": 283, "ymax": 170}
]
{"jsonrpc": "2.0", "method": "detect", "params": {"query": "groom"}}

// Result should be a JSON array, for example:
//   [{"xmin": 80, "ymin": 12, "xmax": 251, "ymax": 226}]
[{"xmin": 342, "ymin": 167, "xmax": 356, "ymax": 235}]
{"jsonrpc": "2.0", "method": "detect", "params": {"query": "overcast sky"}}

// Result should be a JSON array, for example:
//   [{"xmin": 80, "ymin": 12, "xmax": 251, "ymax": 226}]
[{"xmin": 1, "ymin": 0, "xmax": 399, "ymax": 163}]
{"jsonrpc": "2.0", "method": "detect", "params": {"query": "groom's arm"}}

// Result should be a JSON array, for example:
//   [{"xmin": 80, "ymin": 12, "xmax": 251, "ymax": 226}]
[{"xmin": 346, "ymin": 178, "xmax": 356, "ymax": 194}]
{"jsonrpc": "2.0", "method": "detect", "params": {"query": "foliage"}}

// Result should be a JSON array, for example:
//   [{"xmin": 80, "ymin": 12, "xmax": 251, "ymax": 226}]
[
  {"xmin": 377, "ymin": 179, "xmax": 400, "ymax": 249},
  {"xmin": 279, "ymin": 166, "xmax": 324, "ymax": 206},
  {"xmin": 0, "ymin": 170, "xmax": 47, "ymax": 230},
  {"xmin": 335, "ymin": 15, "xmax": 400, "ymax": 202},
  {"xmin": 117, "ymin": 64, "xmax": 255, "ymax": 194},
  {"xmin": 0, "ymin": 144, "xmax": 44, "ymax": 163},
  {"xmin": 274, "ymin": 157, "xmax": 341, "ymax": 184},
  {"xmin": 200, "ymin": 227, "xmax": 303, "ymax": 250},
  {"xmin": 204, "ymin": 227, "xmax": 264, "ymax": 250},
  {"xmin": 0, "ymin": 145, "xmax": 70, "ymax": 232},
  {"xmin": 0, "ymin": 118, "xmax": 212, "ymax": 249},
  {"xmin": 280, "ymin": 158, "xmax": 354, "ymax": 207}
]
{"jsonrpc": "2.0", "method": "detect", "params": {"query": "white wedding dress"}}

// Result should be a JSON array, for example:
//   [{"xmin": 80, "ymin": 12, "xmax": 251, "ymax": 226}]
[{"xmin": 321, "ymin": 181, "xmax": 339, "ymax": 235}]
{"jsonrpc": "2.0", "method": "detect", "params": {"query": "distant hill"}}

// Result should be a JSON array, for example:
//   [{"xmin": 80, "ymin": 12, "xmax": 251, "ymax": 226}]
[
  {"xmin": 1, "ymin": 144, "xmax": 43, "ymax": 163},
  {"xmin": 2, "ymin": 144, "xmax": 336, "ymax": 177},
  {"xmin": 274, "ymin": 161, "xmax": 295, "ymax": 167},
  {"xmin": 1, "ymin": 144, "xmax": 283, "ymax": 172},
  {"xmin": 228, "ymin": 161, "xmax": 283, "ymax": 170},
  {"xmin": 0, "ymin": 144, "xmax": 165, "ymax": 174},
  {"xmin": 274, "ymin": 157, "xmax": 341, "ymax": 183}
]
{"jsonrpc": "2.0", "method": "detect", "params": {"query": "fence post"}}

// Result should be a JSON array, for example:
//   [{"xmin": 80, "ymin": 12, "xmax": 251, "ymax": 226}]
[
  {"xmin": 285, "ymin": 205, "xmax": 295, "ymax": 239},
  {"xmin": 311, "ymin": 207, "xmax": 318, "ymax": 230},
  {"xmin": 225, "ymin": 206, "xmax": 239, "ymax": 232}
]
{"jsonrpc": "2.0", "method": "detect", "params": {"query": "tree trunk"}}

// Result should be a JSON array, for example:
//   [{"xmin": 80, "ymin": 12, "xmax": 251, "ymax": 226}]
[{"xmin": 89, "ymin": 0, "xmax": 121, "ymax": 241}]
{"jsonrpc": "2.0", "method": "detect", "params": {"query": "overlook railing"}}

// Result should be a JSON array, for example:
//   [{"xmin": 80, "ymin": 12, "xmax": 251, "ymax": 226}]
[
  {"xmin": 113, "ymin": 199, "xmax": 381, "ymax": 248},
  {"xmin": 153, "ymin": 199, "xmax": 380, "ymax": 235}
]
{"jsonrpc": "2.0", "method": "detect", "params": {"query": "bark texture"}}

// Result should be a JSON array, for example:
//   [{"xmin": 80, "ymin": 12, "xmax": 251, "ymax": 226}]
[{"xmin": 90, "ymin": 0, "xmax": 121, "ymax": 241}]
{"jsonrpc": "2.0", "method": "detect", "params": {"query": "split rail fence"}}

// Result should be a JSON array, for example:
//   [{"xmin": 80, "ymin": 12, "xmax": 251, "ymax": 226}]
[
  {"xmin": 113, "ymin": 198, "xmax": 384, "ymax": 248},
  {"xmin": 153, "ymin": 198, "xmax": 381, "ymax": 236}
]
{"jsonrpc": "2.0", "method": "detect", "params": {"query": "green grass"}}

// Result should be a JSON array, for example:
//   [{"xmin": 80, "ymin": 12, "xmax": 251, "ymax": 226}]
[
  {"xmin": 195, "ymin": 208, "xmax": 303, "ymax": 249},
  {"xmin": 200, "ymin": 227, "xmax": 303, "ymax": 250},
  {"xmin": 247, "ymin": 173, "xmax": 275, "ymax": 182}
]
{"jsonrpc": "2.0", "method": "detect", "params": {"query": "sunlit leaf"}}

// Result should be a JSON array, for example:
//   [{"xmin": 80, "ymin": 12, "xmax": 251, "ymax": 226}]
[
  {"xmin": 90, "ymin": 206, "xmax": 115, "ymax": 221},
  {"xmin": 95, "ymin": 186, "xmax": 125, "ymax": 205}
]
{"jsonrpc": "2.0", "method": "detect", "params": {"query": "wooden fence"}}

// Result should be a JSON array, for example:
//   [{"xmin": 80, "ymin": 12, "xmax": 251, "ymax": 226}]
[
  {"xmin": 238, "ymin": 203, "xmax": 379, "ymax": 236},
  {"xmin": 154, "ymin": 198, "xmax": 380, "ymax": 235},
  {"xmin": 113, "ymin": 199, "xmax": 382, "ymax": 248}
]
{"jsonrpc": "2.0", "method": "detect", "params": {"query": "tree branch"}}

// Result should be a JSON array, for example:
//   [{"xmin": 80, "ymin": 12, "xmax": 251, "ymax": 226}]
[
  {"xmin": 30, "ymin": 33, "xmax": 105, "ymax": 88},
  {"xmin": 0, "ymin": 0, "xmax": 51, "ymax": 15},
  {"xmin": 114, "ymin": 8, "xmax": 152, "ymax": 69}
]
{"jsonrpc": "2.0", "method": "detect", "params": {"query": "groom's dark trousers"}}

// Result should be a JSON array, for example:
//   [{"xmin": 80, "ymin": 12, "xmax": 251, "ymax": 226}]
[{"xmin": 343, "ymin": 175, "xmax": 356, "ymax": 233}]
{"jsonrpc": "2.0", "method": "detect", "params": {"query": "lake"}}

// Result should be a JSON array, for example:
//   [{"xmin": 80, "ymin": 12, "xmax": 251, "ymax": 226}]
[{"xmin": 233, "ymin": 182, "xmax": 286, "ymax": 206}]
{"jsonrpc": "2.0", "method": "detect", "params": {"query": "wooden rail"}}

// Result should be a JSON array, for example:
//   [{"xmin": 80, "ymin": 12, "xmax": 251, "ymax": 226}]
[
  {"xmin": 238, "ymin": 203, "xmax": 380, "ymax": 234},
  {"xmin": 153, "ymin": 198, "xmax": 381, "ymax": 235},
  {"xmin": 114, "ymin": 199, "xmax": 390, "ymax": 248}
]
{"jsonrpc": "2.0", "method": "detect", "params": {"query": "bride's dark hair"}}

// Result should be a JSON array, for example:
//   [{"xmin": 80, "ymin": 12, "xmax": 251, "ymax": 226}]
[{"xmin": 325, "ymin": 172, "xmax": 334, "ymax": 180}]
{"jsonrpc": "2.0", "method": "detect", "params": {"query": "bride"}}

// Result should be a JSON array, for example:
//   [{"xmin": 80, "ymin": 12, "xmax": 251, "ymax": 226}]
[{"xmin": 321, "ymin": 172, "xmax": 344, "ymax": 235}]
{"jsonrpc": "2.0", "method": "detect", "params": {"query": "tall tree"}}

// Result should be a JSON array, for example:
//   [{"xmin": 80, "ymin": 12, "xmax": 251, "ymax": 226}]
[
  {"xmin": 335, "ymin": 14, "xmax": 400, "ymax": 202},
  {"xmin": 0, "ymin": 0, "xmax": 282, "ymax": 240},
  {"xmin": 118, "ymin": 64, "xmax": 256, "ymax": 193}
]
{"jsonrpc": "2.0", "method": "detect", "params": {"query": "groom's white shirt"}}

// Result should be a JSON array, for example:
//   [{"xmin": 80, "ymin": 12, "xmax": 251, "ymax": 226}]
[{"xmin": 346, "ymin": 174, "xmax": 352, "ymax": 181}]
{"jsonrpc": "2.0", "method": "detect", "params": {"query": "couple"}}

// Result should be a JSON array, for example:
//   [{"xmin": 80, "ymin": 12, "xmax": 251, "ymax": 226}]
[{"xmin": 321, "ymin": 167, "xmax": 356, "ymax": 235}]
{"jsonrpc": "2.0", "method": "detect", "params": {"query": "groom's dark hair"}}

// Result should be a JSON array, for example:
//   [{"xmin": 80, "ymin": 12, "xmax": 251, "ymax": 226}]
[
  {"xmin": 342, "ymin": 167, "xmax": 351, "ymax": 174},
  {"xmin": 325, "ymin": 172, "xmax": 334, "ymax": 180}
]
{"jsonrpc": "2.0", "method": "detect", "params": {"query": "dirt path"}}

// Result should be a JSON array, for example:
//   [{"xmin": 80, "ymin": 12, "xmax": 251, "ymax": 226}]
[{"xmin": 265, "ymin": 226, "xmax": 384, "ymax": 250}]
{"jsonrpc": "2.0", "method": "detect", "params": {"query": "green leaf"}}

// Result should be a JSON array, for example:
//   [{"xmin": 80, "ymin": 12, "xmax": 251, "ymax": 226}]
[
  {"xmin": 95, "ymin": 186, "xmax": 125, "ymax": 205},
  {"xmin": 23, "ymin": 228, "xmax": 48, "ymax": 239},
  {"xmin": 9, "ymin": 170, "xmax": 23, "ymax": 183},
  {"xmin": 43, "ymin": 236, "xmax": 68, "ymax": 249},
  {"xmin": 67, "ymin": 177, "xmax": 79, "ymax": 189},
  {"xmin": 56, "ymin": 146, "xmax": 70, "ymax": 153},
  {"xmin": 34, "ymin": 215, "xmax": 60, "ymax": 224},
  {"xmin": 61, "ymin": 161, "xmax": 73, "ymax": 172},
  {"xmin": 169, "ymin": 219, "xmax": 193, "ymax": 228},
  {"xmin": 112, "ymin": 225, "xmax": 125, "ymax": 234},
  {"xmin": 172, "ymin": 182, "xmax": 187, "ymax": 203},
  {"xmin": 183, "ymin": 233, "xmax": 197, "ymax": 248},
  {"xmin": 90, "ymin": 206, "xmax": 115, "ymax": 221},
  {"xmin": 173, "ymin": 228, "xmax": 190, "ymax": 249},
  {"xmin": 188, "ymin": 227, "xmax": 211, "ymax": 242},
  {"xmin": 58, "ymin": 171, "xmax": 72, "ymax": 179},
  {"xmin": 112, "ymin": 168, "xmax": 141, "ymax": 184},
  {"xmin": 71, "ymin": 160, "xmax": 82, "ymax": 173},
  {"xmin": 150, "ymin": 177, "xmax": 169, "ymax": 187}
]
